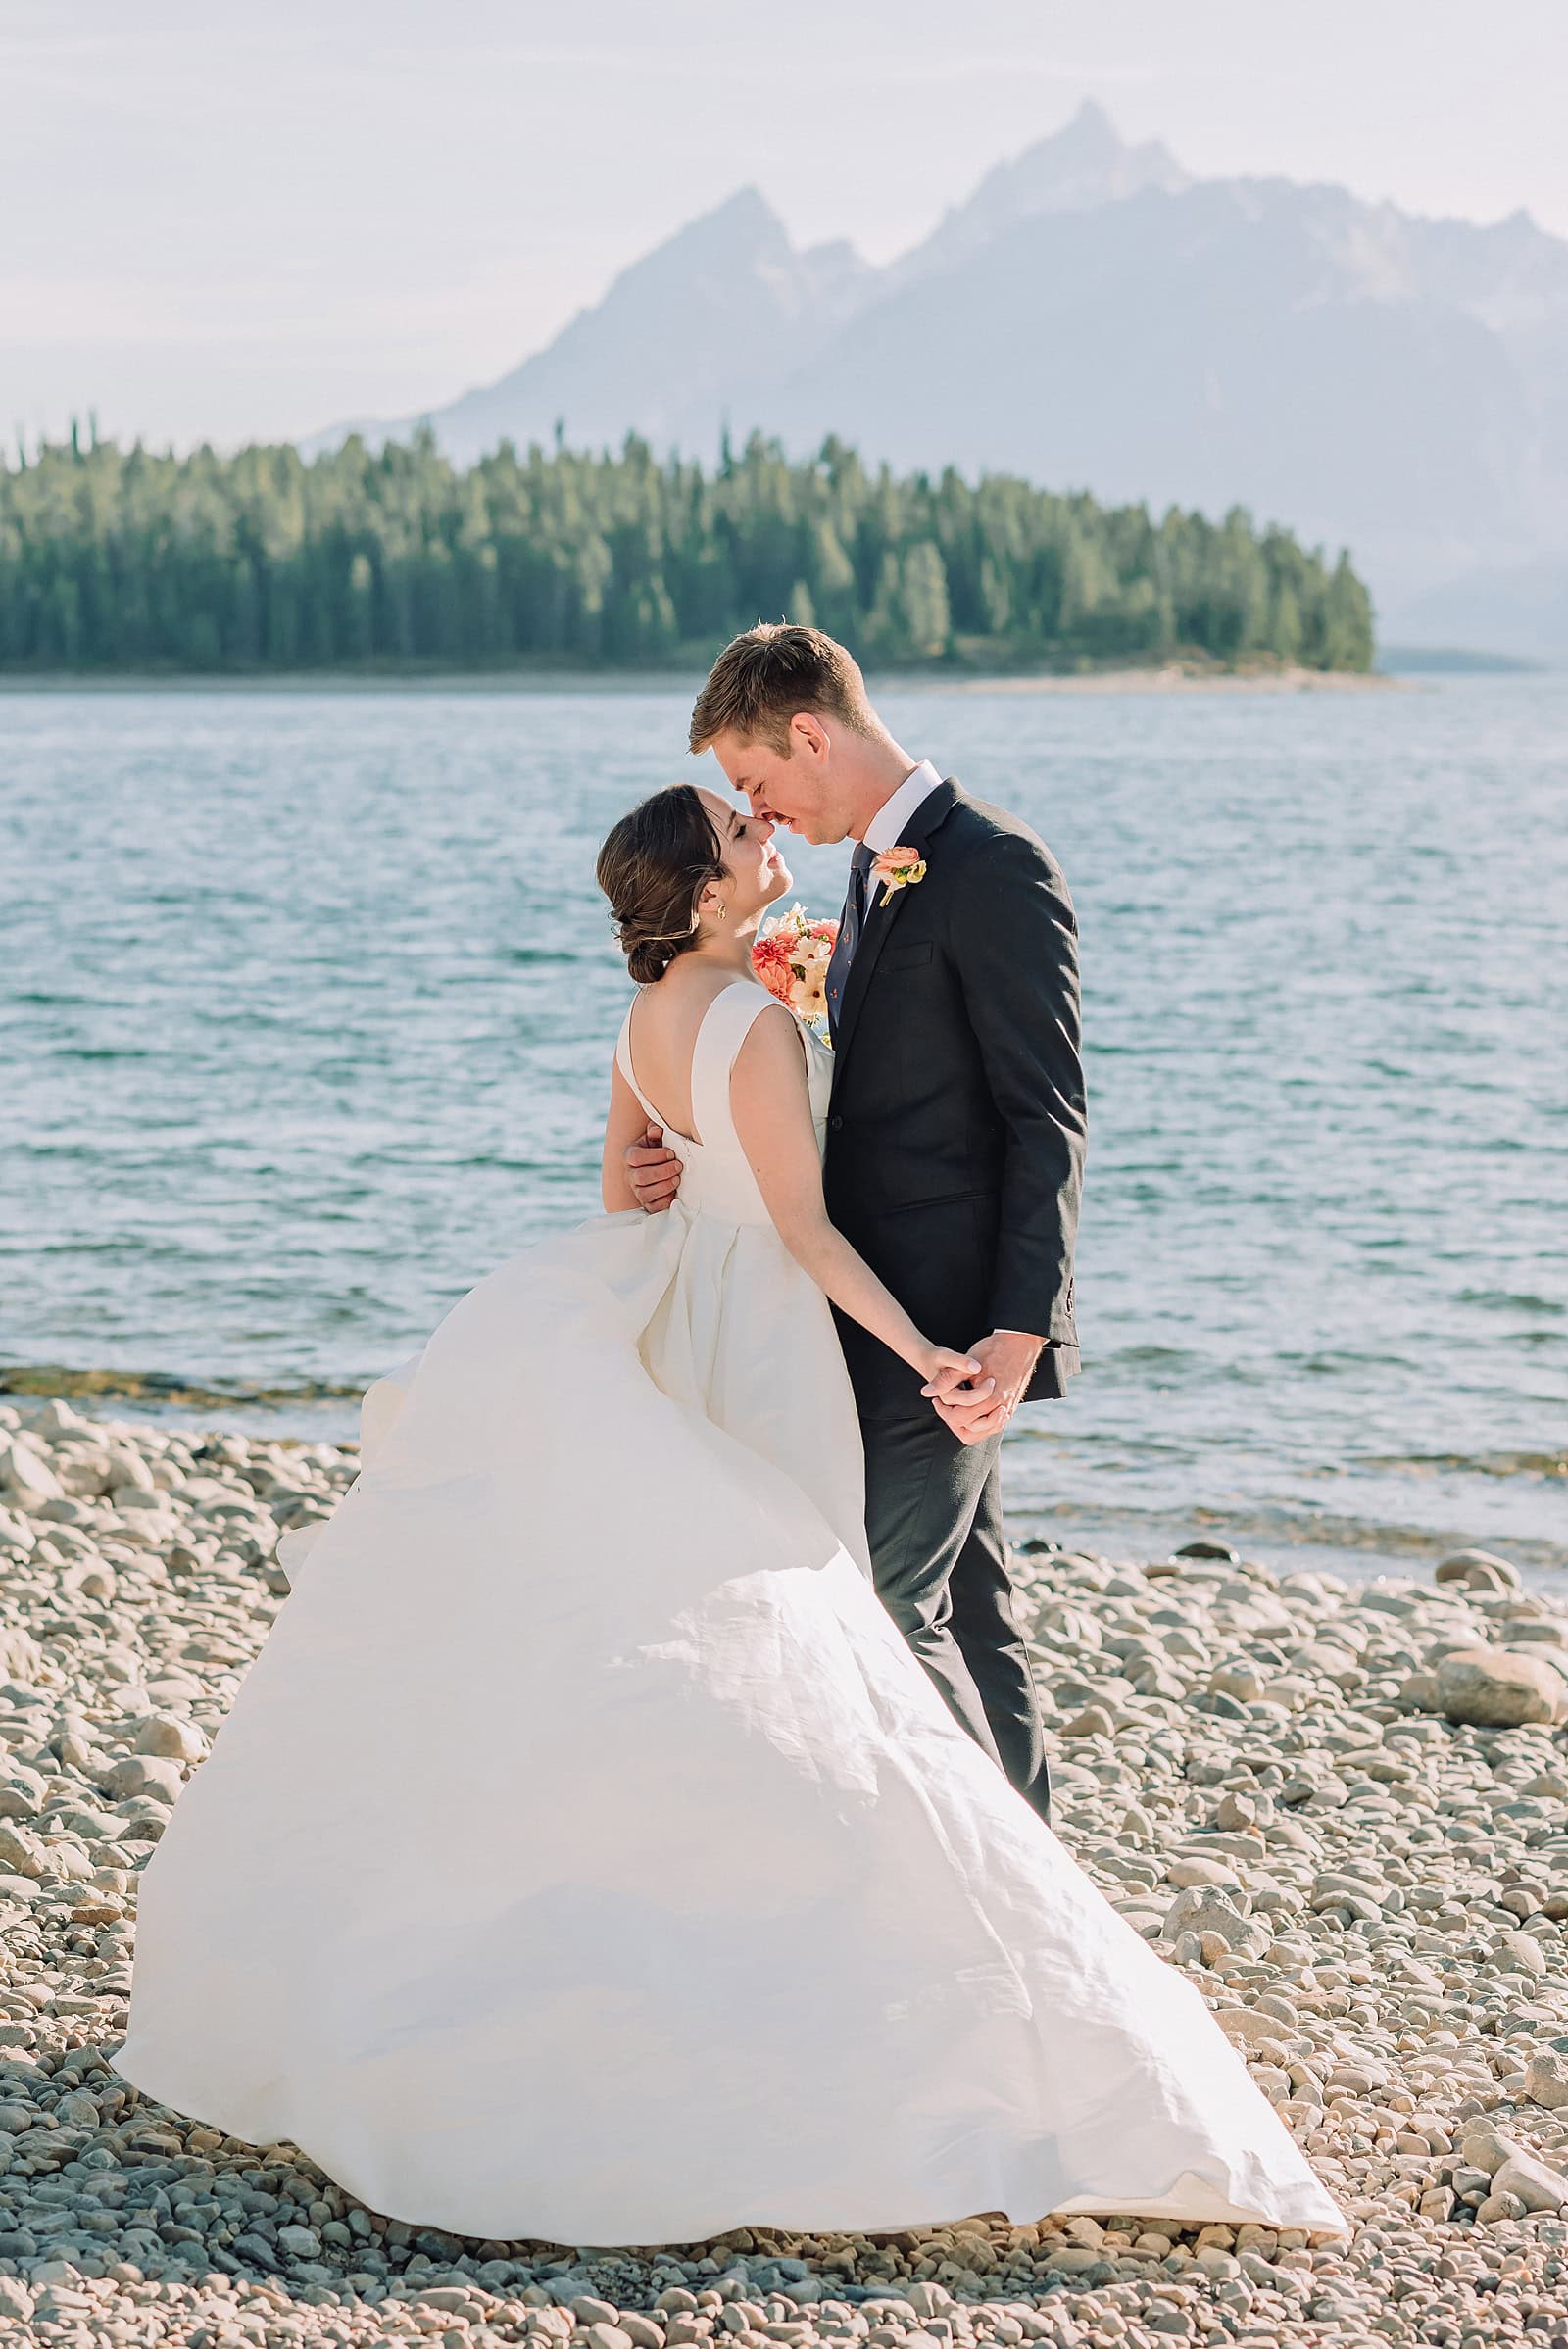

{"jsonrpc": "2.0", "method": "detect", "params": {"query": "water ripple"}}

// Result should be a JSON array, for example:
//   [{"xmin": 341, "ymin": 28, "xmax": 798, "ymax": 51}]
[{"xmin": 3, "ymin": 676, "xmax": 1565, "ymax": 1580}]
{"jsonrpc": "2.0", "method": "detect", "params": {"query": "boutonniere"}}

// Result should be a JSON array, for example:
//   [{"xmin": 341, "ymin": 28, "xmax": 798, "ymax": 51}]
[{"xmin": 870, "ymin": 845, "xmax": 927, "ymax": 908}]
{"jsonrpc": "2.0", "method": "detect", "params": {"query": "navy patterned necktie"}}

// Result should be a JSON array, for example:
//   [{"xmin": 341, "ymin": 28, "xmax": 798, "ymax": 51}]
[{"xmin": 826, "ymin": 842, "xmax": 876, "ymax": 1042}]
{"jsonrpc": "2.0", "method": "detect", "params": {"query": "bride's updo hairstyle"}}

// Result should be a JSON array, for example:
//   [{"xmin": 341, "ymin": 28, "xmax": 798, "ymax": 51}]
[{"xmin": 597, "ymin": 784, "xmax": 728, "ymax": 984}]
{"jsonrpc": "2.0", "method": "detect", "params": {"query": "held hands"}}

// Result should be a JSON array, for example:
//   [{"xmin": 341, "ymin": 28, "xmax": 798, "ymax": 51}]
[
  {"xmin": 624, "ymin": 1121, "xmax": 1036, "ymax": 1444},
  {"xmin": 922, "ymin": 1329, "xmax": 1043, "ymax": 1445},
  {"xmin": 920, "ymin": 1347, "xmax": 986, "ymax": 1407},
  {"xmin": 624, "ymin": 1125, "xmax": 682, "ymax": 1213}
]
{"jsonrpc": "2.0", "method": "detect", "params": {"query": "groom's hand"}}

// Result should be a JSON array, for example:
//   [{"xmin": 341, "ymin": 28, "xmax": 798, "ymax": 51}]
[
  {"xmin": 931, "ymin": 1329, "xmax": 1042, "ymax": 1445},
  {"xmin": 624, "ymin": 1125, "xmax": 682, "ymax": 1213}
]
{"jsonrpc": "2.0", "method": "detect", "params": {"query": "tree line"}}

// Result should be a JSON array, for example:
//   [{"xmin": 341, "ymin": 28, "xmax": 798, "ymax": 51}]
[{"xmin": 0, "ymin": 424, "xmax": 1374, "ymax": 673}]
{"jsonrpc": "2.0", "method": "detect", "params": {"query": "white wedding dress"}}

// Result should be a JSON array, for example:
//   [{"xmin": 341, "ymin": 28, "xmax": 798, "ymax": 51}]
[{"xmin": 118, "ymin": 980, "xmax": 1342, "ymax": 2246}]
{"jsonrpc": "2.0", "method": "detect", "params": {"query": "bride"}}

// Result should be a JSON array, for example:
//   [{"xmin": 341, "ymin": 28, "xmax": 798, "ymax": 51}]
[{"xmin": 116, "ymin": 782, "xmax": 1342, "ymax": 2247}]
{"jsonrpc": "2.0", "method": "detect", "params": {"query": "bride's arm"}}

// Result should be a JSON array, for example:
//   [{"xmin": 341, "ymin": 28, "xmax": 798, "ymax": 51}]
[
  {"xmin": 730, "ymin": 1004, "xmax": 987, "ymax": 1399},
  {"xmin": 603, "ymin": 1059, "xmax": 657, "ymax": 1211}
]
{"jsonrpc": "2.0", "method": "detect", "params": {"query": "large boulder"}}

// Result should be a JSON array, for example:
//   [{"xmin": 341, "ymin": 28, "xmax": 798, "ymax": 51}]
[
  {"xmin": 0, "ymin": 1765, "xmax": 45, "ymax": 1821},
  {"xmin": 1207, "ymin": 1660, "xmax": 1265, "ymax": 1703},
  {"xmin": 1435, "ymin": 1547, "xmax": 1522, "ymax": 1590},
  {"xmin": 0, "ymin": 1507, "xmax": 34, "ymax": 1557},
  {"xmin": 0, "ymin": 1629, "xmax": 45, "ymax": 1685},
  {"xmin": 1525, "ymin": 2052, "xmax": 1568, "ymax": 2111},
  {"xmin": 0, "ymin": 1436, "xmax": 63, "ymax": 1509},
  {"xmin": 134, "ymin": 1713, "xmax": 208, "ymax": 1763},
  {"xmin": 0, "ymin": 1822, "xmax": 44, "ymax": 1878},
  {"xmin": 1435, "ymin": 1647, "xmax": 1566, "ymax": 1729},
  {"xmin": 107, "ymin": 1752, "xmax": 186, "ymax": 1803},
  {"xmin": 1493, "ymin": 2150, "xmax": 1568, "ymax": 2214},
  {"xmin": 1161, "ymin": 1885, "xmax": 1267, "ymax": 1956}
]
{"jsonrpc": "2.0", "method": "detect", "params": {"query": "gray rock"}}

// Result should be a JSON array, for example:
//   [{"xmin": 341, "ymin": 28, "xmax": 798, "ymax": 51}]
[
  {"xmin": 1061, "ymin": 1704, "xmax": 1115, "ymax": 1738},
  {"xmin": 619, "ymin": 2319, "xmax": 667, "ymax": 2349},
  {"xmin": 0, "ymin": 1822, "xmax": 44, "ymax": 1878},
  {"xmin": 103, "ymin": 1445, "xmax": 157, "ymax": 1493},
  {"xmin": 132, "ymin": 1713, "xmax": 208, "ymax": 1763},
  {"xmin": 1207, "ymin": 1661, "xmax": 1265, "ymax": 1703},
  {"xmin": 1460, "ymin": 2125, "xmax": 1523, "ymax": 2178},
  {"xmin": 28, "ymin": 1400, "xmax": 85, "ymax": 1440},
  {"xmin": 0, "ymin": 1436, "xmax": 64, "ymax": 1507},
  {"xmin": 0, "ymin": 1764, "xmax": 46, "ymax": 1820},
  {"xmin": 1525, "ymin": 2051, "xmax": 1568, "ymax": 2110},
  {"xmin": 906, "ymin": 2284, "xmax": 956, "ymax": 2318},
  {"xmin": 1436, "ymin": 1548, "xmax": 1522, "ymax": 1590},
  {"xmin": 1492, "ymin": 2151, "xmax": 1568, "ymax": 2214},
  {"xmin": 1435, "ymin": 1647, "xmax": 1566, "ymax": 1728},
  {"xmin": 1162, "ymin": 1885, "xmax": 1262, "ymax": 1952},
  {"xmin": 107, "ymin": 1752, "xmax": 185, "ymax": 1802},
  {"xmin": 1496, "ymin": 1930, "xmax": 1549, "ymax": 1977},
  {"xmin": 573, "ymin": 2297, "xmax": 624, "ymax": 2327},
  {"xmin": 232, "ymin": 2230, "xmax": 281, "ymax": 2269},
  {"xmin": 1168, "ymin": 1856, "xmax": 1242, "ymax": 1890}
]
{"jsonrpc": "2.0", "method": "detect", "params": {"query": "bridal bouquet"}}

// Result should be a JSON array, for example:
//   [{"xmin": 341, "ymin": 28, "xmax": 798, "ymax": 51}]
[{"xmin": 753, "ymin": 905, "xmax": 838, "ymax": 1037}]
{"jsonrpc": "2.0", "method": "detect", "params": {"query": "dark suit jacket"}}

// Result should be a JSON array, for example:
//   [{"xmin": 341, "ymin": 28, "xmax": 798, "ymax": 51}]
[{"xmin": 822, "ymin": 778, "xmax": 1087, "ymax": 1419}]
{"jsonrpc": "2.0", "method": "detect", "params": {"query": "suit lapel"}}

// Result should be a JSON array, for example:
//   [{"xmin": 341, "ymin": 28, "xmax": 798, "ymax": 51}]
[{"xmin": 831, "ymin": 779, "xmax": 963, "ymax": 1095}]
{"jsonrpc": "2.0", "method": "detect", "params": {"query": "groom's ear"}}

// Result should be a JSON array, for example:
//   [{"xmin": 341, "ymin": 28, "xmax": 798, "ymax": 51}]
[{"xmin": 790, "ymin": 711, "xmax": 830, "ymax": 763}]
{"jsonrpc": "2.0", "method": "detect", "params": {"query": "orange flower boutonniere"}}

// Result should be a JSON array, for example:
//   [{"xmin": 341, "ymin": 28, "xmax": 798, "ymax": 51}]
[{"xmin": 870, "ymin": 845, "xmax": 928, "ymax": 908}]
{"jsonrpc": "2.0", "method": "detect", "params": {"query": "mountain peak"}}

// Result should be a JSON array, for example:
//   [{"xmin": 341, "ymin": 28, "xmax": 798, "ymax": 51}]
[
  {"xmin": 986, "ymin": 99, "xmax": 1191, "ymax": 212},
  {"xmin": 1048, "ymin": 97, "xmax": 1123, "ymax": 154},
  {"xmin": 891, "ymin": 101, "xmax": 1190, "ymax": 287},
  {"xmin": 663, "ymin": 185, "xmax": 791, "ymax": 262}
]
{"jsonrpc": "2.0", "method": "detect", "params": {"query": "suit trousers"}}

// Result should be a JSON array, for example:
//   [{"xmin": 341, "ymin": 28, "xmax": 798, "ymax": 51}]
[{"xmin": 860, "ymin": 1409, "xmax": 1052, "ymax": 1821}]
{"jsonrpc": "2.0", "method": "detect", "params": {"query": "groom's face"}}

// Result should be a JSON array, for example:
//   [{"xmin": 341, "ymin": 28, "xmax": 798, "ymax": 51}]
[{"xmin": 708, "ymin": 716, "xmax": 848, "ymax": 847}]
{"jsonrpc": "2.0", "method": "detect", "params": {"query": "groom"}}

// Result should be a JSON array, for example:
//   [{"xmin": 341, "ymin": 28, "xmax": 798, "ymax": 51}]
[{"xmin": 627, "ymin": 625, "xmax": 1085, "ymax": 1821}]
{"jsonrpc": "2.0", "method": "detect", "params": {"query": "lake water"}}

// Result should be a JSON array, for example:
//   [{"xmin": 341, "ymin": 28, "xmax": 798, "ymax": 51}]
[{"xmin": 3, "ymin": 677, "xmax": 1565, "ymax": 1582}]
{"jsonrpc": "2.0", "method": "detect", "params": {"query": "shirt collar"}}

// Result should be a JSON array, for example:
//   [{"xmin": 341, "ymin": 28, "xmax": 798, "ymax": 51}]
[{"xmin": 860, "ymin": 759, "xmax": 943, "ymax": 854}]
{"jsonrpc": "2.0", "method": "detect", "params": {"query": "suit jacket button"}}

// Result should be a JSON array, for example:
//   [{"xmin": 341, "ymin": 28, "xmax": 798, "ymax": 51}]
[{"xmin": 828, "ymin": 1114, "xmax": 843, "ymax": 1130}]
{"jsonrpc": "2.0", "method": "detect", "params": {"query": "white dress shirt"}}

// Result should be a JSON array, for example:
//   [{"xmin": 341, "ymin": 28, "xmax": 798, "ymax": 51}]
[{"xmin": 859, "ymin": 759, "xmax": 943, "ymax": 852}]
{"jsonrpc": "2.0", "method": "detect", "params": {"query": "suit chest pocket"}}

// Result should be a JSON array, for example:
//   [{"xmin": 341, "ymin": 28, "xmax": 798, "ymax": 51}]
[{"xmin": 873, "ymin": 940, "xmax": 934, "ymax": 975}]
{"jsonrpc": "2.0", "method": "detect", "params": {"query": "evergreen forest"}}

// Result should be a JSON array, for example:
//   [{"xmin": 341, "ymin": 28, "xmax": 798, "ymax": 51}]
[{"xmin": 0, "ymin": 426, "xmax": 1375, "ymax": 673}]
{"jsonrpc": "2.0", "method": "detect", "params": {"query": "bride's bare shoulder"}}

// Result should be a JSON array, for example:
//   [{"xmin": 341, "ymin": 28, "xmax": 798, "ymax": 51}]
[{"xmin": 731, "ymin": 996, "xmax": 811, "ymax": 1082}]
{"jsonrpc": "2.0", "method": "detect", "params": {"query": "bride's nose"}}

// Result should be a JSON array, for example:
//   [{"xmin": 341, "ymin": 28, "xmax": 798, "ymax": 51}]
[{"xmin": 755, "ymin": 817, "xmax": 776, "ymax": 845}]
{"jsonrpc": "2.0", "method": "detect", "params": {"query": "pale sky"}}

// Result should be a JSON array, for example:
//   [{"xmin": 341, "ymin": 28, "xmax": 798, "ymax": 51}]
[{"xmin": 7, "ymin": 0, "xmax": 1567, "ymax": 454}]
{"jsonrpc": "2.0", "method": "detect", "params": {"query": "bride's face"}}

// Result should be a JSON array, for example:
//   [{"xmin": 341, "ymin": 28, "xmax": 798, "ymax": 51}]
[{"xmin": 698, "ymin": 788, "xmax": 792, "ymax": 925}]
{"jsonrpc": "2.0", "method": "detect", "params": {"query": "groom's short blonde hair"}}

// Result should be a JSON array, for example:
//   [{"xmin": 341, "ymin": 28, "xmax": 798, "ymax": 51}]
[{"xmin": 689, "ymin": 623, "xmax": 877, "ymax": 757}]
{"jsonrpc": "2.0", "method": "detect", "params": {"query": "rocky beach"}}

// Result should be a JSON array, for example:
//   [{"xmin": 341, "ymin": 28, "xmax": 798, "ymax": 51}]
[{"xmin": 4, "ymin": 1397, "xmax": 1568, "ymax": 2349}]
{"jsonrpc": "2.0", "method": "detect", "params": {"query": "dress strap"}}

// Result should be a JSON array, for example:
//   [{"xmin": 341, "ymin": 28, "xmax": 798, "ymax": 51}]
[
  {"xmin": 689, "ymin": 981, "xmax": 781, "ymax": 1154},
  {"xmin": 614, "ymin": 1003, "xmax": 663, "ymax": 1129}
]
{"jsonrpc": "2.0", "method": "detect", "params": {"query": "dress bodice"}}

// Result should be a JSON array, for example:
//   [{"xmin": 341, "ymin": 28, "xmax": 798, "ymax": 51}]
[{"xmin": 616, "ymin": 979, "xmax": 831, "ymax": 1229}]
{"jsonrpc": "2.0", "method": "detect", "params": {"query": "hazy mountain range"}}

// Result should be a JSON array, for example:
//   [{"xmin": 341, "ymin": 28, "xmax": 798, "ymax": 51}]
[{"xmin": 309, "ymin": 104, "xmax": 1568, "ymax": 657}]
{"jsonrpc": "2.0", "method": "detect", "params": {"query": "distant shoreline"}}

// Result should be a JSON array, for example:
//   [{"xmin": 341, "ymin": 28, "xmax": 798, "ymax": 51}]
[
  {"xmin": 936, "ymin": 664, "xmax": 1408, "ymax": 696},
  {"xmin": 0, "ymin": 661, "xmax": 1409, "ymax": 698}
]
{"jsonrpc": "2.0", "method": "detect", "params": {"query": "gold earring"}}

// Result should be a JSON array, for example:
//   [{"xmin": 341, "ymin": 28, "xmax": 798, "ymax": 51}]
[{"xmin": 715, "ymin": 905, "xmax": 727, "ymax": 922}]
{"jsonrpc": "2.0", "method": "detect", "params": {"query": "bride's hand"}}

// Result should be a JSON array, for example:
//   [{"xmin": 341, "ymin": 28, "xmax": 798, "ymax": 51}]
[{"xmin": 919, "ymin": 1347, "xmax": 992, "ymax": 1406}]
